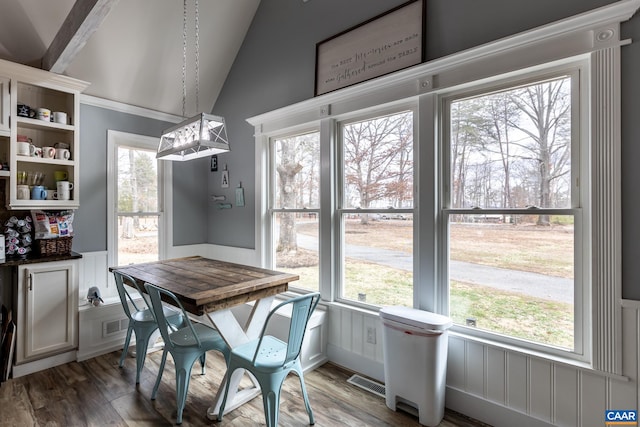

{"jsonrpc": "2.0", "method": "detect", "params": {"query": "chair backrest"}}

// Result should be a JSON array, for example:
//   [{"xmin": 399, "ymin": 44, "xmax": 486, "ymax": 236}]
[
  {"xmin": 113, "ymin": 270, "xmax": 148, "ymax": 320},
  {"xmin": 144, "ymin": 282, "xmax": 203, "ymax": 350},
  {"xmin": 254, "ymin": 292, "xmax": 321, "ymax": 366}
]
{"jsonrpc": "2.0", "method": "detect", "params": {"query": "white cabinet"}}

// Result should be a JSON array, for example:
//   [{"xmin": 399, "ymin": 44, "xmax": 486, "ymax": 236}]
[
  {"xmin": 15, "ymin": 260, "xmax": 79, "ymax": 365},
  {"xmin": 0, "ymin": 58, "xmax": 88, "ymax": 209},
  {"xmin": 0, "ymin": 76, "xmax": 9, "ymax": 135}
]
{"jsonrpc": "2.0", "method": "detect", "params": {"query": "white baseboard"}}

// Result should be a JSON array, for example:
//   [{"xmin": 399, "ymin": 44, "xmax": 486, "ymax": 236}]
[
  {"xmin": 445, "ymin": 387, "xmax": 554, "ymax": 427},
  {"xmin": 327, "ymin": 344, "xmax": 555, "ymax": 427},
  {"xmin": 12, "ymin": 351, "xmax": 77, "ymax": 378}
]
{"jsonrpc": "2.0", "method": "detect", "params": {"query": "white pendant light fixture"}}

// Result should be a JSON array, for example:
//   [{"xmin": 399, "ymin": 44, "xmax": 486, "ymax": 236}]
[{"xmin": 157, "ymin": 0, "xmax": 230, "ymax": 161}]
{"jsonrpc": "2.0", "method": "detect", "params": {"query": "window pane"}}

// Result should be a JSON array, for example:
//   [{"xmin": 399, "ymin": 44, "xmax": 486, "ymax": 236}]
[
  {"xmin": 117, "ymin": 215, "xmax": 159, "ymax": 265},
  {"xmin": 342, "ymin": 111, "xmax": 413, "ymax": 209},
  {"xmin": 117, "ymin": 147, "xmax": 158, "ymax": 212},
  {"xmin": 342, "ymin": 213, "xmax": 413, "ymax": 306},
  {"xmin": 274, "ymin": 212, "xmax": 319, "ymax": 292},
  {"xmin": 116, "ymin": 145, "xmax": 160, "ymax": 265},
  {"xmin": 449, "ymin": 214, "xmax": 574, "ymax": 349},
  {"xmin": 450, "ymin": 77, "xmax": 572, "ymax": 209},
  {"xmin": 273, "ymin": 132, "xmax": 320, "ymax": 209}
]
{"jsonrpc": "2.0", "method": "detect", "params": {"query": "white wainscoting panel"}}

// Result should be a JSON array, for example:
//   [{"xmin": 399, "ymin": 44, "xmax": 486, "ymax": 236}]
[
  {"xmin": 506, "ymin": 352, "xmax": 528, "ymax": 413},
  {"xmin": 486, "ymin": 347, "xmax": 506, "ymax": 404},
  {"xmin": 326, "ymin": 302, "xmax": 640, "ymax": 426},
  {"xmin": 466, "ymin": 341, "xmax": 485, "ymax": 397},
  {"xmin": 78, "ymin": 251, "xmax": 111, "ymax": 300}
]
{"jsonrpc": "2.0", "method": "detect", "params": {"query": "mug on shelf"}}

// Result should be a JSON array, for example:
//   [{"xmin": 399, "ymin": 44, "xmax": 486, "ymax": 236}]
[
  {"xmin": 55, "ymin": 148, "xmax": 70, "ymax": 160},
  {"xmin": 36, "ymin": 108, "xmax": 51, "ymax": 122},
  {"xmin": 17, "ymin": 103, "xmax": 35, "ymax": 118},
  {"xmin": 52, "ymin": 111, "xmax": 67, "ymax": 125},
  {"xmin": 55, "ymin": 181, "xmax": 73, "ymax": 201},
  {"xmin": 54, "ymin": 170, "xmax": 68, "ymax": 181},
  {"xmin": 46, "ymin": 189, "xmax": 55, "ymax": 200},
  {"xmin": 31, "ymin": 185, "xmax": 47, "ymax": 200},
  {"xmin": 17, "ymin": 142, "xmax": 35, "ymax": 156},
  {"xmin": 32, "ymin": 147, "xmax": 42, "ymax": 158},
  {"xmin": 43, "ymin": 147, "xmax": 56, "ymax": 159},
  {"xmin": 17, "ymin": 185, "xmax": 30, "ymax": 200}
]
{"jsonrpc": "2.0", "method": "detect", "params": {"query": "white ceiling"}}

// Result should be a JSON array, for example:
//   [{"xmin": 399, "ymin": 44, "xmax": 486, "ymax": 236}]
[{"xmin": 0, "ymin": 0, "xmax": 260, "ymax": 117}]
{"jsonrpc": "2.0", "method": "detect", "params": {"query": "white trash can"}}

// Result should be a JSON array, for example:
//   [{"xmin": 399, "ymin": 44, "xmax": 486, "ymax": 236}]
[{"xmin": 380, "ymin": 306, "xmax": 452, "ymax": 427}]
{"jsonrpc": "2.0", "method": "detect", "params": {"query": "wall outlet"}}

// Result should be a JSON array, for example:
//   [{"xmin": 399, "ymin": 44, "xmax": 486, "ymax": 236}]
[{"xmin": 366, "ymin": 326, "xmax": 376, "ymax": 344}]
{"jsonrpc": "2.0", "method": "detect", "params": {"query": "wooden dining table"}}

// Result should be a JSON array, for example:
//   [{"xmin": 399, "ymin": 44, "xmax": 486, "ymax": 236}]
[{"xmin": 109, "ymin": 256, "xmax": 299, "ymax": 420}]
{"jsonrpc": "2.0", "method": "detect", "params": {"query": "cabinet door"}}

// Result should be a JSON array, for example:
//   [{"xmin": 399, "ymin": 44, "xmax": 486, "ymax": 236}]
[
  {"xmin": 0, "ymin": 76, "xmax": 8, "ymax": 133},
  {"xmin": 16, "ymin": 261, "xmax": 78, "ymax": 363}
]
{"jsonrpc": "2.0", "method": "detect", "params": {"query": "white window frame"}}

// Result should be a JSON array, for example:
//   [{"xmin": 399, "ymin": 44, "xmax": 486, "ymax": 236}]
[
  {"xmin": 249, "ymin": 2, "xmax": 634, "ymax": 373},
  {"xmin": 335, "ymin": 106, "xmax": 417, "ymax": 308},
  {"xmin": 438, "ymin": 63, "xmax": 590, "ymax": 361},
  {"xmin": 107, "ymin": 130, "xmax": 172, "ymax": 268}
]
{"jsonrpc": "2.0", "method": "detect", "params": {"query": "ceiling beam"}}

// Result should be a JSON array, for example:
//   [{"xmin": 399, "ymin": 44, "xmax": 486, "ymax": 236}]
[{"xmin": 42, "ymin": 0, "xmax": 120, "ymax": 73}]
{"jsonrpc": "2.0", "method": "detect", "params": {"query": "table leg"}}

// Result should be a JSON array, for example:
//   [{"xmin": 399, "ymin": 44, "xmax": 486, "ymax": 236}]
[{"xmin": 206, "ymin": 296, "xmax": 275, "ymax": 420}]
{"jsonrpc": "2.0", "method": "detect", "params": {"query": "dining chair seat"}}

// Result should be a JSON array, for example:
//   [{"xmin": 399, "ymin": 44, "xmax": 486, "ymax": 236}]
[
  {"xmin": 218, "ymin": 292, "xmax": 321, "ymax": 427},
  {"xmin": 145, "ymin": 283, "xmax": 230, "ymax": 425},
  {"xmin": 113, "ymin": 271, "xmax": 185, "ymax": 384}
]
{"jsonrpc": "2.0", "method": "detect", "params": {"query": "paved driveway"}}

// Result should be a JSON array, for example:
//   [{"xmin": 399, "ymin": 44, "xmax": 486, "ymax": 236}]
[{"xmin": 297, "ymin": 233, "xmax": 573, "ymax": 304}]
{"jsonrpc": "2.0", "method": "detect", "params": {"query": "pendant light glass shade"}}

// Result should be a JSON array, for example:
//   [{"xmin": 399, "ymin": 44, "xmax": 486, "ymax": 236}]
[{"xmin": 157, "ymin": 113, "xmax": 229, "ymax": 161}]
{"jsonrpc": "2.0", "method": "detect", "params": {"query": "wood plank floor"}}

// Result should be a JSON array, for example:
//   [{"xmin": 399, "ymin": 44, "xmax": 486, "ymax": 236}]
[{"xmin": 0, "ymin": 349, "xmax": 491, "ymax": 426}]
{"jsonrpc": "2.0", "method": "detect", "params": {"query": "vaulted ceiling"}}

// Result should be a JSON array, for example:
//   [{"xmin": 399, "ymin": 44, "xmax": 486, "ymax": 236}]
[{"xmin": 0, "ymin": 0, "xmax": 260, "ymax": 117}]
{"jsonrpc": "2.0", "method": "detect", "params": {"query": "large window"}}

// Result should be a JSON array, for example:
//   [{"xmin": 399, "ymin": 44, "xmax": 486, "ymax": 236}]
[
  {"xmin": 252, "ymin": 11, "xmax": 635, "ymax": 369},
  {"xmin": 442, "ymin": 70, "xmax": 585, "ymax": 353},
  {"xmin": 338, "ymin": 110, "xmax": 414, "ymax": 306}
]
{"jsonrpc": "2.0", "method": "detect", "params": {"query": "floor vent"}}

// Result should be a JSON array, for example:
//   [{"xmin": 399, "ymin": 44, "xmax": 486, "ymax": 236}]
[{"xmin": 347, "ymin": 374, "xmax": 386, "ymax": 398}]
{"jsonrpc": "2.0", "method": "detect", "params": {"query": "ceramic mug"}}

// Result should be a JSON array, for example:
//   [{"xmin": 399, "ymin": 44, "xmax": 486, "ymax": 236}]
[
  {"xmin": 46, "ymin": 189, "xmax": 55, "ymax": 200},
  {"xmin": 31, "ymin": 185, "xmax": 47, "ymax": 200},
  {"xmin": 32, "ymin": 147, "xmax": 42, "ymax": 158},
  {"xmin": 17, "ymin": 103, "xmax": 35, "ymax": 118},
  {"xmin": 54, "ymin": 170, "xmax": 68, "ymax": 181},
  {"xmin": 55, "ymin": 181, "xmax": 73, "ymax": 200},
  {"xmin": 17, "ymin": 141, "xmax": 34, "ymax": 156},
  {"xmin": 36, "ymin": 108, "xmax": 51, "ymax": 122},
  {"xmin": 43, "ymin": 147, "xmax": 56, "ymax": 159},
  {"xmin": 52, "ymin": 111, "xmax": 67, "ymax": 124},
  {"xmin": 17, "ymin": 185, "xmax": 30, "ymax": 200},
  {"xmin": 55, "ymin": 148, "xmax": 70, "ymax": 160}
]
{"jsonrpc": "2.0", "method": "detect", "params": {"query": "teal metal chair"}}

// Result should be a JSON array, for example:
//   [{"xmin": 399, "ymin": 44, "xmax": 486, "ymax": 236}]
[
  {"xmin": 217, "ymin": 292, "xmax": 321, "ymax": 427},
  {"xmin": 145, "ymin": 283, "xmax": 230, "ymax": 425},
  {"xmin": 113, "ymin": 271, "xmax": 185, "ymax": 384}
]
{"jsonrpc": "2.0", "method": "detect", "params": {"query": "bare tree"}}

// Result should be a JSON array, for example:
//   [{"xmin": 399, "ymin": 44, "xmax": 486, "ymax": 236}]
[
  {"xmin": 509, "ymin": 78, "xmax": 571, "ymax": 224},
  {"xmin": 343, "ymin": 112, "xmax": 413, "ymax": 223}
]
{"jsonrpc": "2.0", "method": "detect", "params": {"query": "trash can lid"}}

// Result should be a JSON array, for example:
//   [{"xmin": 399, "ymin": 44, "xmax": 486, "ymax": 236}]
[{"xmin": 380, "ymin": 306, "xmax": 452, "ymax": 331}]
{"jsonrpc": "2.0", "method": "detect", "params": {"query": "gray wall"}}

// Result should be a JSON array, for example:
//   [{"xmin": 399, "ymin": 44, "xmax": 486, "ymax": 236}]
[
  {"xmin": 212, "ymin": 0, "xmax": 640, "ymax": 299},
  {"xmin": 74, "ymin": 104, "xmax": 206, "ymax": 253}
]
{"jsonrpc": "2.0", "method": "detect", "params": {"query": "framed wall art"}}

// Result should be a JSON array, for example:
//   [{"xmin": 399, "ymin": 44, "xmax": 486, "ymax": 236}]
[{"xmin": 315, "ymin": 0, "xmax": 425, "ymax": 96}]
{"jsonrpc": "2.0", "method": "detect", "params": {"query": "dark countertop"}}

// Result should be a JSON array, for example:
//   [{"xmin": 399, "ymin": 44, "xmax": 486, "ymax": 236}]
[{"xmin": 0, "ymin": 251, "xmax": 82, "ymax": 267}]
